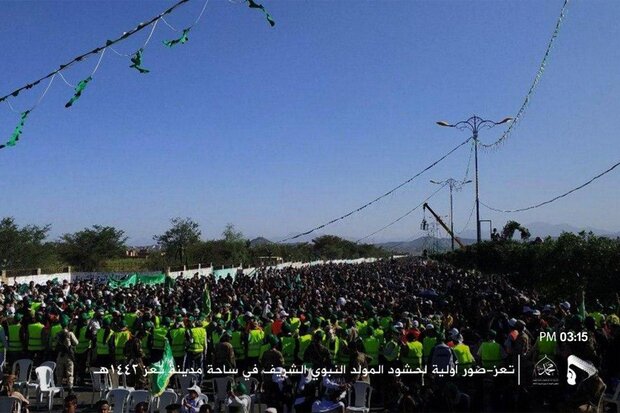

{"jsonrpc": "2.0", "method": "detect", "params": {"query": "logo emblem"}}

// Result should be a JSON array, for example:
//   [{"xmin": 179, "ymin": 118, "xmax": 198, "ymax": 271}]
[{"xmin": 532, "ymin": 355, "xmax": 559, "ymax": 386}]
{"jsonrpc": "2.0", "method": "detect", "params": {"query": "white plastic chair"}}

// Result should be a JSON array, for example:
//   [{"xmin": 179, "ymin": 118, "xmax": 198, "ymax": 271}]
[
  {"xmin": 175, "ymin": 373, "xmax": 199, "ymax": 396},
  {"xmin": 11, "ymin": 359, "xmax": 33, "ymax": 395},
  {"xmin": 602, "ymin": 382, "xmax": 620, "ymax": 411},
  {"xmin": 106, "ymin": 388, "xmax": 131, "ymax": 413},
  {"xmin": 125, "ymin": 389, "xmax": 152, "ymax": 413},
  {"xmin": 91, "ymin": 367, "xmax": 113, "ymax": 405},
  {"xmin": 33, "ymin": 366, "xmax": 64, "ymax": 411},
  {"xmin": 346, "ymin": 381, "xmax": 372, "ymax": 413},
  {"xmin": 40, "ymin": 361, "xmax": 56, "ymax": 372},
  {"xmin": 150, "ymin": 389, "xmax": 178, "ymax": 413},
  {"xmin": 0, "ymin": 396, "xmax": 22, "ymax": 413}
]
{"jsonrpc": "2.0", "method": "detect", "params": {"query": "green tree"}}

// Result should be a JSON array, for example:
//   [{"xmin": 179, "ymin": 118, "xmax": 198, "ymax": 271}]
[
  {"xmin": 58, "ymin": 225, "xmax": 127, "ymax": 270},
  {"xmin": 0, "ymin": 217, "xmax": 57, "ymax": 270},
  {"xmin": 222, "ymin": 223, "xmax": 244, "ymax": 243},
  {"xmin": 153, "ymin": 217, "xmax": 202, "ymax": 264}
]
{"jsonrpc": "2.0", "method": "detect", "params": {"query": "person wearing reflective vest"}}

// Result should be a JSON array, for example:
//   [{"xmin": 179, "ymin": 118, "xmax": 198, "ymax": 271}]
[
  {"xmin": 151, "ymin": 319, "xmax": 170, "ymax": 364},
  {"xmin": 422, "ymin": 324, "xmax": 438, "ymax": 365},
  {"xmin": 74, "ymin": 313, "xmax": 91, "ymax": 386},
  {"xmin": 381, "ymin": 329, "xmax": 400, "ymax": 367},
  {"xmin": 297, "ymin": 325, "xmax": 313, "ymax": 366},
  {"xmin": 280, "ymin": 333, "xmax": 297, "ymax": 368},
  {"xmin": 536, "ymin": 328, "xmax": 557, "ymax": 358},
  {"xmin": 363, "ymin": 327, "xmax": 380, "ymax": 367},
  {"xmin": 140, "ymin": 322, "xmax": 154, "ymax": 362},
  {"xmin": 113, "ymin": 320, "xmax": 132, "ymax": 364},
  {"xmin": 185, "ymin": 320, "xmax": 207, "ymax": 384},
  {"xmin": 327, "ymin": 332, "xmax": 340, "ymax": 366},
  {"xmin": 452, "ymin": 334, "xmax": 475, "ymax": 373},
  {"xmin": 168, "ymin": 319, "xmax": 187, "ymax": 370},
  {"xmin": 477, "ymin": 330, "xmax": 504, "ymax": 370},
  {"xmin": 246, "ymin": 322, "xmax": 265, "ymax": 369},
  {"xmin": 94, "ymin": 319, "xmax": 114, "ymax": 368},
  {"xmin": 401, "ymin": 332, "xmax": 423, "ymax": 369},
  {"xmin": 26, "ymin": 314, "xmax": 46, "ymax": 365},
  {"xmin": 231, "ymin": 329, "xmax": 245, "ymax": 370},
  {"xmin": 6, "ymin": 317, "xmax": 24, "ymax": 366},
  {"xmin": 48, "ymin": 321, "xmax": 63, "ymax": 352}
]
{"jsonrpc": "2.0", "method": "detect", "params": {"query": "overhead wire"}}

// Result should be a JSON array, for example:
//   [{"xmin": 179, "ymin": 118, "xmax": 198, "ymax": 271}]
[
  {"xmin": 481, "ymin": 0, "xmax": 570, "ymax": 149},
  {"xmin": 277, "ymin": 137, "xmax": 472, "ymax": 243},
  {"xmin": 482, "ymin": 160, "xmax": 620, "ymax": 213}
]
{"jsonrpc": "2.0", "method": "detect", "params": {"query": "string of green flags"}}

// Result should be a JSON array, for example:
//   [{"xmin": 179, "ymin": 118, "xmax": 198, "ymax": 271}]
[{"xmin": 0, "ymin": 0, "xmax": 275, "ymax": 152}]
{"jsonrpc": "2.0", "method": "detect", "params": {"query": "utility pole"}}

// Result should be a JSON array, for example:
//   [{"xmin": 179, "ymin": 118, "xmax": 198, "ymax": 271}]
[
  {"xmin": 430, "ymin": 178, "xmax": 471, "ymax": 250},
  {"xmin": 436, "ymin": 115, "xmax": 513, "ymax": 244}
]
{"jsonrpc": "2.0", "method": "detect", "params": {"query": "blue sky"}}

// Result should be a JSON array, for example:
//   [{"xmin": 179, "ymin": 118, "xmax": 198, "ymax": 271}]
[{"xmin": 1, "ymin": 0, "xmax": 619, "ymax": 244}]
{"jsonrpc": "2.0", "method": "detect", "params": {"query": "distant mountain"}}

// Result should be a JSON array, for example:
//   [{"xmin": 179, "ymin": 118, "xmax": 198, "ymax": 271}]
[
  {"xmin": 249, "ymin": 237, "xmax": 273, "ymax": 247},
  {"xmin": 377, "ymin": 236, "xmax": 476, "ymax": 255}
]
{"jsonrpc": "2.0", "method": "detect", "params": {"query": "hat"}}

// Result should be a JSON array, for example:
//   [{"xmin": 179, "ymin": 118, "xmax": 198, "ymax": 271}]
[
  {"xmin": 531, "ymin": 310, "xmax": 541, "ymax": 317},
  {"xmin": 279, "ymin": 310, "xmax": 289, "ymax": 317},
  {"xmin": 508, "ymin": 318, "xmax": 517, "ymax": 327},
  {"xmin": 412, "ymin": 320, "xmax": 419, "ymax": 328},
  {"xmin": 448, "ymin": 328, "xmax": 459, "ymax": 338},
  {"xmin": 187, "ymin": 384, "xmax": 201, "ymax": 395},
  {"xmin": 560, "ymin": 302, "xmax": 571, "ymax": 310},
  {"xmin": 425, "ymin": 323, "xmax": 434, "ymax": 330},
  {"xmin": 234, "ymin": 382, "xmax": 248, "ymax": 395},
  {"xmin": 393, "ymin": 322, "xmax": 404, "ymax": 329}
]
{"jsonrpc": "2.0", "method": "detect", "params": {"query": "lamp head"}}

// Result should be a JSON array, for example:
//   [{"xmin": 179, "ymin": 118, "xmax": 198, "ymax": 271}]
[
  {"xmin": 436, "ymin": 121, "xmax": 452, "ymax": 127},
  {"xmin": 497, "ymin": 117, "xmax": 513, "ymax": 125}
]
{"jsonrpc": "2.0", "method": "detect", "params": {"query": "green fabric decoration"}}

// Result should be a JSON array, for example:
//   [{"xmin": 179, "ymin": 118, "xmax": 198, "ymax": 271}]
[
  {"xmin": 247, "ymin": 0, "xmax": 275, "ymax": 27},
  {"xmin": 108, "ymin": 272, "xmax": 167, "ymax": 288},
  {"xmin": 130, "ymin": 48, "xmax": 150, "ymax": 73},
  {"xmin": 65, "ymin": 76, "xmax": 92, "ymax": 108},
  {"xmin": 162, "ymin": 28, "xmax": 190, "ymax": 48},
  {"xmin": 4, "ymin": 110, "xmax": 30, "ymax": 148}
]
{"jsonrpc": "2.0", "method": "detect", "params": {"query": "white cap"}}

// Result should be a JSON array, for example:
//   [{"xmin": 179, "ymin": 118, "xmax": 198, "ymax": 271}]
[
  {"xmin": 449, "ymin": 328, "xmax": 459, "ymax": 338},
  {"xmin": 560, "ymin": 302, "xmax": 571, "ymax": 310},
  {"xmin": 245, "ymin": 311, "xmax": 253, "ymax": 317},
  {"xmin": 508, "ymin": 318, "xmax": 517, "ymax": 327},
  {"xmin": 187, "ymin": 384, "xmax": 201, "ymax": 395},
  {"xmin": 412, "ymin": 320, "xmax": 419, "ymax": 328},
  {"xmin": 279, "ymin": 310, "xmax": 289, "ymax": 317},
  {"xmin": 425, "ymin": 324, "xmax": 434, "ymax": 330},
  {"xmin": 393, "ymin": 322, "xmax": 404, "ymax": 329}
]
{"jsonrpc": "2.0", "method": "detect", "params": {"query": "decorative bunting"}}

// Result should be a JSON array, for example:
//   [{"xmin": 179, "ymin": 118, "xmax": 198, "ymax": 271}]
[
  {"xmin": 162, "ymin": 28, "xmax": 190, "ymax": 47},
  {"xmin": 65, "ymin": 76, "xmax": 92, "ymax": 108},
  {"xmin": 130, "ymin": 48, "xmax": 150, "ymax": 73},
  {"xmin": 247, "ymin": 0, "xmax": 275, "ymax": 27},
  {"xmin": 0, "ymin": 110, "xmax": 30, "ymax": 149}
]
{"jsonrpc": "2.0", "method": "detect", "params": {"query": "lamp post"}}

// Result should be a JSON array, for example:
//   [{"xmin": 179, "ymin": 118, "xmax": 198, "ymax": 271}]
[
  {"xmin": 430, "ymin": 178, "xmax": 472, "ymax": 251},
  {"xmin": 436, "ymin": 116, "xmax": 513, "ymax": 244}
]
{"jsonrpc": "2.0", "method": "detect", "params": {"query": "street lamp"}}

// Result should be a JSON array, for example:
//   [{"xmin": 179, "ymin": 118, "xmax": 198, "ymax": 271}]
[
  {"xmin": 436, "ymin": 116, "xmax": 513, "ymax": 244},
  {"xmin": 430, "ymin": 178, "xmax": 472, "ymax": 251}
]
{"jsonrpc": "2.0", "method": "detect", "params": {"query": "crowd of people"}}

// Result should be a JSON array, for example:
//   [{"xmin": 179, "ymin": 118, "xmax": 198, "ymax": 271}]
[{"xmin": 0, "ymin": 257, "xmax": 618, "ymax": 412}]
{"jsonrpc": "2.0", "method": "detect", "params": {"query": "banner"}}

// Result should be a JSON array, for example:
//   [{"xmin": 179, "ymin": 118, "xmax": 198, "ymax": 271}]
[{"xmin": 108, "ymin": 273, "xmax": 167, "ymax": 288}]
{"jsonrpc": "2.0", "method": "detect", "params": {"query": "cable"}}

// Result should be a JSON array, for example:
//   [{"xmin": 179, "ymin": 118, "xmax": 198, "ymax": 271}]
[
  {"xmin": 482, "ymin": 160, "xmax": 620, "ymax": 213},
  {"xmin": 481, "ymin": 0, "xmax": 570, "ymax": 149},
  {"xmin": 0, "ymin": 0, "xmax": 192, "ymax": 104},
  {"xmin": 277, "ymin": 137, "xmax": 472, "ymax": 242},
  {"xmin": 456, "ymin": 201, "xmax": 476, "ymax": 234},
  {"xmin": 355, "ymin": 182, "xmax": 447, "ymax": 243}
]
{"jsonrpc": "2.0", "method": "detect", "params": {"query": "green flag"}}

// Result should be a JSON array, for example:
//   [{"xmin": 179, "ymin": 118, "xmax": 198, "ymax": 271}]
[
  {"xmin": 247, "ymin": 0, "xmax": 275, "ymax": 27},
  {"xmin": 163, "ymin": 28, "xmax": 190, "ymax": 47},
  {"xmin": 149, "ymin": 339, "xmax": 175, "ymax": 396},
  {"xmin": 202, "ymin": 283, "xmax": 211, "ymax": 316},
  {"xmin": 578, "ymin": 290, "xmax": 586, "ymax": 319},
  {"xmin": 130, "ymin": 48, "xmax": 150, "ymax": 73},
  {"xmin": 65, "ymin": 76, "xmax": 92, "ymax": 108}
]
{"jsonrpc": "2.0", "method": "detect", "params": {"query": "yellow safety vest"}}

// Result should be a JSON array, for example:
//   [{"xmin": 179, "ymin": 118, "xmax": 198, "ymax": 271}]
[
  {"xmin": 27, "ymin": 323, "xmax": 45, "ymax": 351},
  {"xmin": 114, "ymin": 330, "xmax": 131, "ymax": 360},
  {"xmin": 247, "ymin": 329, "xmax": 265, "ymax": 358},
  {"xmin": 7, "ymin": 324, "xmax": 22, "ymax": 353},
  {"xmin": 422, "ymin": 336, "xmax": 437, "ymax": 360},
  {"xmin": 298, "ymin": 334, "xmax": 312, "ymax": 360},
  {"xmin": 281, "ymin": 337, "xmax": 296, "ymax": 366},
  {"xmin": 328, "ymin": 337, "xmax": 340, "ymax": 364},
  {"xmin": 402, "ymin": 341, "xmax": 423, "ymax": 368},
  {"xmin": 153, "ymin": 327, "xmax": 168, "ymax": 351},
  {"xmin": 75, "ymin": 326, "xmax": 91, "ymax": 354},
  {"xmin": 169, "ymin": 328, "xmax": 186, "ymax": 358},
  {"xmin": 231, "ymin": 331, "xmax": 245, "ymax": 360},
  {"xmin": 188, "ymin": 328, "xmax": 206, "ymax": 353},
  {"xmin": 383, "ymin": 340, "xmax": 399, "ymax": 362},
  {"xmin": 453, "ymin": 343, "xmax": 475, "ymax": 369},
  {"xmin": 363, "ymin": 336, "xmax": 380, "ymax": 366},
  {"xmin": 480, "ymin": 341, "xmax": 502, "ymax": 369},
  {"xmin": 96, "ymin": 329, "xmax": 113, "ymax": 355},
  {"xmin": 49, "ymin": 324, "xmax": 62, "ymax": 350}
]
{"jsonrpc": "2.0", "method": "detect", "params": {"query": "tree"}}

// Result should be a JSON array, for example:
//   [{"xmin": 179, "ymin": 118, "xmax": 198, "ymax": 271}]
[
  {"xmin": 222, "ymin": 223, "xmax": 245, "ymax": 243},
  {"xmin": 0, "ymin": 217, "xmax": 56, "ymax": 270},
  {"xmin": 153, "ymin": 217, "xmax": 201, "ymax": 264},
  {"xmin": 500, "ymin": 220, "xmax": 530, "ymax": 241},
  {"xmin": 58, "ymin": 225, "xmax": 127, "ymax": 270}
]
